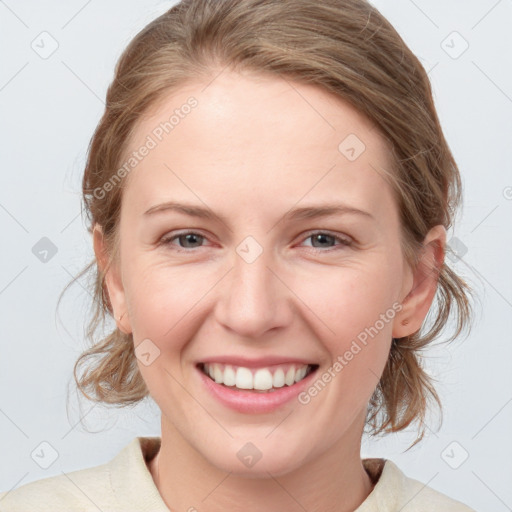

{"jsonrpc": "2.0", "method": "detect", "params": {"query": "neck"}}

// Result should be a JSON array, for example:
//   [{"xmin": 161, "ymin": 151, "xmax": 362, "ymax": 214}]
[{"xmin": 149, "ymin": 416, "xmax": 375, "ymax": 512}]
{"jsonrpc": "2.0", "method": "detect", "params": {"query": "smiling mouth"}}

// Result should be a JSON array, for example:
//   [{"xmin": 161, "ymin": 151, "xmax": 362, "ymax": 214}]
[{"xmin": 198, "ymin": 362, "xmax": 319, "ymax": 393}]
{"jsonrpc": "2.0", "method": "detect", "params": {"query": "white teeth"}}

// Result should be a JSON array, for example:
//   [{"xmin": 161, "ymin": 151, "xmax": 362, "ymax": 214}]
[
  {"xmin": 285, "ymin": 367, "xmax": 296, "ymax": 386},
  {"xmin": 202, "ymin": 363, "xmax": 312, "ymax": 391},
  {"xmin": 294, "ymin": 366, "xmax": 307, "ymax": 383},
  {"xmin": 235, "ymin": 367, "xmax": 253, "ymax": 389},
  {"xmin": 273, "ymin": 368, "xmax": 285, "ymax": 388},
  {"xmin": 213, "ymin": 365, "xmax": 223, "ymax": 384},
  {"xmin": 253, "ymin": 369, "xmax": 273, "ymax": 390},
  {"xmin": 224, "ymin": 365, "xmax": 236, "ymax": 386}
]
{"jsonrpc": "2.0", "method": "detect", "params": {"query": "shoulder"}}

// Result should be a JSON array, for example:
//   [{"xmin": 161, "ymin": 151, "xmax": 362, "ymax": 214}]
[
  {"xmin": 359, "ymin": 458, "xmax": 476, "ymax": 512},
  {"xmin": 0, "ymin": 459, "xmax": 113, "ymax": 511},
  {"xmin": 396, "ymin": 464, "xmax": 476, "ymax": 512},
  {"xmin": 0, "ymin": 436, "xmax": 164, "ymax": 512}
]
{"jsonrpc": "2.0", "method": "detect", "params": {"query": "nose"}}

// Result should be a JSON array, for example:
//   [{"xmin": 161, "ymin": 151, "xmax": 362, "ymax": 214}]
[{"xmin": 214, "ymin": 244, "xmax": 293, "ymax": 339}]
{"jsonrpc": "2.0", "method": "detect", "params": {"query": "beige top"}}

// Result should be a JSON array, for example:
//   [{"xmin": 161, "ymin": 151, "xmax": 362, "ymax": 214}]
[{"xmin": 0, "ymin": 436, "xmax": 475, "ymax": 511}]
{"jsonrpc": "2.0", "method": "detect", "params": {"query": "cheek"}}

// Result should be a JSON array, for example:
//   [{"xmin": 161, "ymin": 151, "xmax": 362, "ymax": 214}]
[
  {"xmin": 124, "ymin": 263, "xmax": 210, "ymax": 406},
  {"xmin": 124, "ymin": 260, "xmax": 208, "ymax": 346},
  {"xmin": 293, "ymin": 259, "xmax": 401, "ymax": 342},
  {"xmin": 288, "ymin": 256, "xmax": 401, "ymax": 403},
  {"xmin": 293, "ymin": 271, "xmax": 398, "ymax": 417}
]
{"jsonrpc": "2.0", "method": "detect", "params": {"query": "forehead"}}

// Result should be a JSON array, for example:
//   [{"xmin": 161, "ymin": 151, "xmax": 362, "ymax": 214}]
[{"xmin": 120, "ymin": 70, "xmax": 395, "ymax": 218}]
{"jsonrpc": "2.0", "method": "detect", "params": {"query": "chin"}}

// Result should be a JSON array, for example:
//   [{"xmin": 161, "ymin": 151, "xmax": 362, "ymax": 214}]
[{"xmin": 202, "ymin": 438, "xmax": 310, "ymax": 478}]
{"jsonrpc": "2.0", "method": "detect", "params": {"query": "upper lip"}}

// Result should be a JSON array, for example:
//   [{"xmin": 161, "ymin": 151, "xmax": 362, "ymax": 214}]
[{"xmin": 198, "ymin": 356, "xmax": 318, "ymax": 368}]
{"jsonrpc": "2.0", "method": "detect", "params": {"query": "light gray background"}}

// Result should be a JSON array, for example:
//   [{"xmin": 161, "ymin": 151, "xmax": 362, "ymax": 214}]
[{"xmin": 1, "ymin": 1, "xmax": 511, "ymax": 510}]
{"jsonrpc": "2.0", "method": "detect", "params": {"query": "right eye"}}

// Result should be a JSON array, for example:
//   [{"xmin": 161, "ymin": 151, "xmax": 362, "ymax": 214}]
[{"xmin": 160, "ymin": 231, "xmax": 212, "ymax": 251}]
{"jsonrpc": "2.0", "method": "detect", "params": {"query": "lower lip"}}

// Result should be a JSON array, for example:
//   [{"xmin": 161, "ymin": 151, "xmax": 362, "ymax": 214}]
[{"xmin": 197, "ymin": 366, "xmax": 317, "ymax": 414}]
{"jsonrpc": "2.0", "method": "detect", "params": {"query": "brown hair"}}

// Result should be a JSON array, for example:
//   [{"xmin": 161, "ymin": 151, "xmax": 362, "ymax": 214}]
[{"xmin": 62, "ymin": 0, "xmax": 473, "ymax": 444}]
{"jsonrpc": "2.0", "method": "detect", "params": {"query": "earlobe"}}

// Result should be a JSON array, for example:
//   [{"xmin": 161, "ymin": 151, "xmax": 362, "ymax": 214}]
[
  {"xmin": 92, "ymin": 224, "xmax": 132, "ymax": 334},
  {"xmin": 392, "ymin": 225, "xmax": 446, "ymax": 339}
]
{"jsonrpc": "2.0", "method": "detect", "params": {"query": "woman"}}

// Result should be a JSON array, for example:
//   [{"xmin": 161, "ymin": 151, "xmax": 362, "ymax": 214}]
[{"xmin": 0, "ymin": 0, "xmax": 475, "ymax": 510}]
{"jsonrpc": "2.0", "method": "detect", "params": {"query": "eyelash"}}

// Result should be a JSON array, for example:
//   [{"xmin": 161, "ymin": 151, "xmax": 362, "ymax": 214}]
[{"xmin": 159, "ymin": 230, "xmax": 353, "ymax": 253}]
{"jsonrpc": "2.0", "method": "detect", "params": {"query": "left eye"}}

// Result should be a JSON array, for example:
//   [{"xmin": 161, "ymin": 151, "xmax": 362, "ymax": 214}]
[
  {"xmin": 300, "ymin": 231, "xmax": 352, "ymax": 250},
  {"xmin": 161, "ymin": 230, "xmax": 352, "ymax": 252}
]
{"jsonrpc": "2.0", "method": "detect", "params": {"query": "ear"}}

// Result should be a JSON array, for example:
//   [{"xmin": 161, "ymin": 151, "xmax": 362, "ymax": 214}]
[
  {"xmin": 392, "ymin": 224, "xmax": 446, "ymax": 339},
  {"xmin": 93, "ymin": 223, "xmax": 132, "ymax": 335}
]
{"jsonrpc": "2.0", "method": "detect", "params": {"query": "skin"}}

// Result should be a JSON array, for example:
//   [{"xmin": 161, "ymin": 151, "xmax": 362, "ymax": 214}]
[{"xmin": 94, "ymin": 68, "xmax": 445, "ymax": 512}]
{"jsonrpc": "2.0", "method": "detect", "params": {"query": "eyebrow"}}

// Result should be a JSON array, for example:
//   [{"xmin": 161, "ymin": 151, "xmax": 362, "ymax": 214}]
[{"xmin": 143, "ymin": 201, "xmax": 374, "ymax": 223}]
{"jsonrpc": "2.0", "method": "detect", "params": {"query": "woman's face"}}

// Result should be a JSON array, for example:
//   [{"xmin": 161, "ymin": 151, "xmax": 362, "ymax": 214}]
[{"xmin": 98, "ymin": 69, "xmax": 441, "ymax": 476}]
